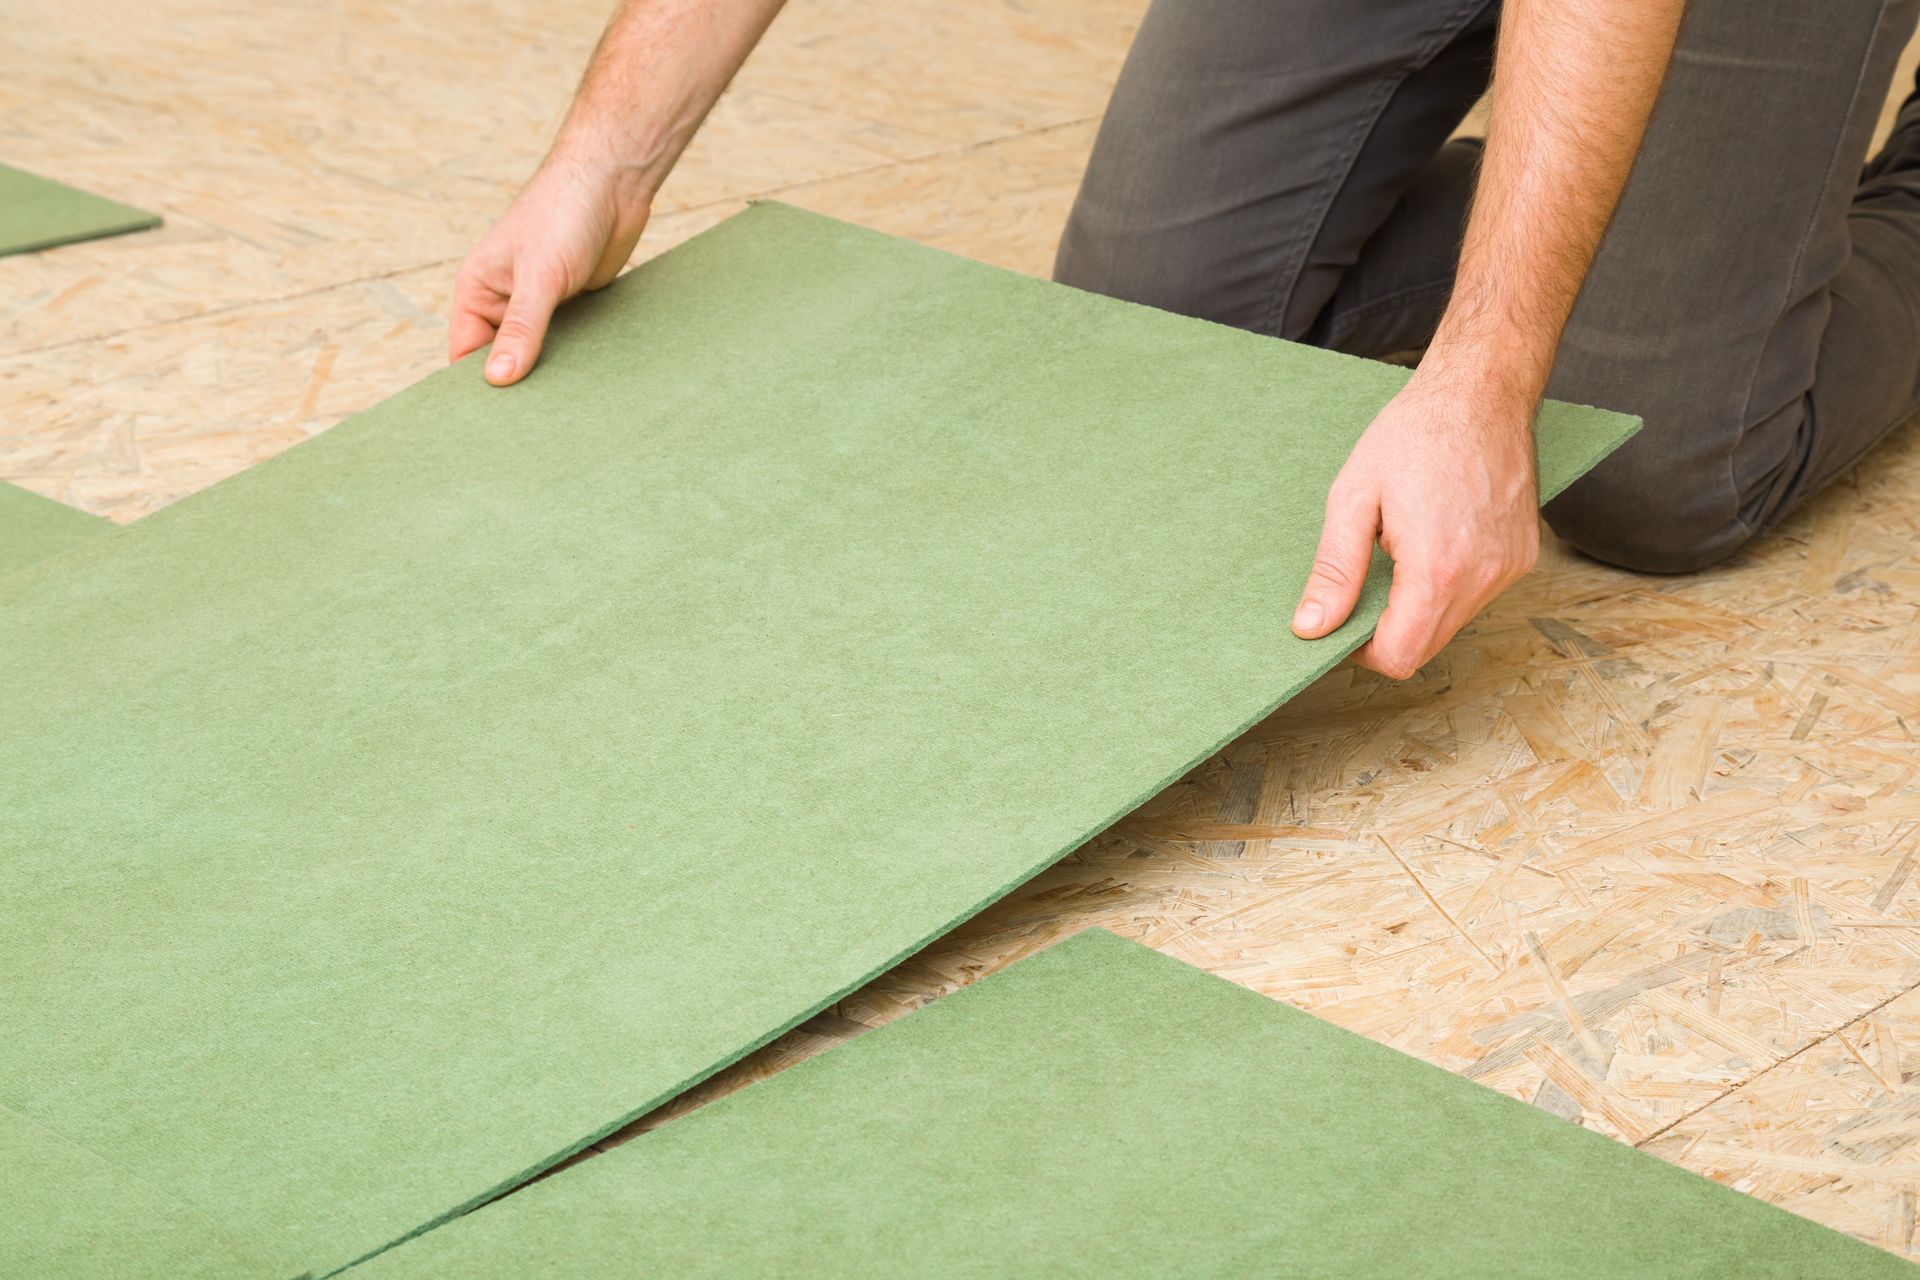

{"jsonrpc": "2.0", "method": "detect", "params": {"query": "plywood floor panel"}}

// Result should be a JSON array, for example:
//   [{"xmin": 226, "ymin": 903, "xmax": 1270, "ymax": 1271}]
[
  {"xmin": 1645, "ymin": 981, "xmax": 1920, "ymax": 1259},
  {"xmin": 10, "ymin": 0, "xmax": 1920, "ymax": 1261},
  {"xmin": 739, "ymin": 0, "xmax": 1141, "ymax": 145},
  {"xmin": 0, "ymin": 0, "xmax": 965, "ymax": 354}
]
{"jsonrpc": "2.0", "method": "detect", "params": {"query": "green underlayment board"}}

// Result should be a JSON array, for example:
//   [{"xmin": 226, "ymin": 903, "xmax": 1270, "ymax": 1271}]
[
  {"xmin": 0, "ymin": 163, "xmax": 161, "ymax": 256},
  {"xmin": 0, "ymin": 202, "xmax": 1637, "ymax": 1279},
  {"xmin": 1, "ymin": 1110, "xmax": 291, "ymax": 1280},
  {"xmin": 359, "ymin": 930, "xmax": 1912, "ymax": 1279},
  {"xmin": 0, "ymin": 481, "xmax": 112, "ymax": 577}
]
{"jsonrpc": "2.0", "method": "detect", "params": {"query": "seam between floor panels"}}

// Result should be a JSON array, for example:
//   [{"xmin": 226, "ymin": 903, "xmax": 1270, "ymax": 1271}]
[{"xmin": 1632, "ymin": 972, "xmax": 1920, "ymax": 1149}]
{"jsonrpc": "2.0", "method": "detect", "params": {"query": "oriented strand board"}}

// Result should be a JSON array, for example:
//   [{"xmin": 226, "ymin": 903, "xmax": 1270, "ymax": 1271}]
[
  {"xmin": 1645, "ymin": 977, "xmax": 1920, "ymax": 1257},
  {"xmin": 0, "ymin": 203, "xmax": 1635, "ymax": 1278},
  {"xmin": 359, "ymin": 930, "xmax": 1912, "ymax": 1279},
  {"xmin": 0, "ymin": 163, "xmax": 158, "ymax": 256},
  {"xmin": 8, "ymin": 0, "xmax": 1920, "ymax": 1254},
  {"xmin": 0, "ymin": 0, "xmax": 1128, "ymax": 354},
  {"xmin": 0, "ymin": 481, "xmax": 111, "ymax": 576}
]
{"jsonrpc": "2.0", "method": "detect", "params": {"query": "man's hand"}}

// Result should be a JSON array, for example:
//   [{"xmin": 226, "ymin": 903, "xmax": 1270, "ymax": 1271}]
[
  {"xmin": 1291, "ymin": 0, "xmax": 1683, "ymax": 677},
  {"xmin": 1292, "ymin": 369, "xmax": 1539, "ymax": 678},
  {"xmin": 450, "ymin": 0, "xmax": 788, "ymax": 385},
  {"xmin": 450, "ymin": 158, "xmax": 651, "ymax": 385}
]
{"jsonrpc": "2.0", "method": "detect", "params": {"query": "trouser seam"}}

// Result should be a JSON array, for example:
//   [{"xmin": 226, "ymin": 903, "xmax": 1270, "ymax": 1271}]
[
  {"xmin": 1725, "ymin": 0, "xmax": 1895, "ymax": 537},
  {"xmin": 1322, "ymin": 278, "xmax": 1456, "ymax": 339},
  {"xmin": 1258, "ymin": 0, "xmax": 1497, "ymax": 341},
  {"xmin": 1753, "ymin": 401, "xmax": 1918, "ymax": 535}
]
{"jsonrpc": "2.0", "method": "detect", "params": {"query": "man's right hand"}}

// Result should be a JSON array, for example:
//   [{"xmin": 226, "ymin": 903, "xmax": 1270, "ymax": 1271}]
[{"xmin": 448, "ymin": 156, "xmax": 652, "ymax": 386}]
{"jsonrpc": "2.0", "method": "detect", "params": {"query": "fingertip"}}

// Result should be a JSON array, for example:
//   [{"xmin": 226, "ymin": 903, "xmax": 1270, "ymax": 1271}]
[
  {"xmin": 1354, "ymin": 643, "xmax": 1417, "ymax": 682},
  {"xmin": 1293, "ymin": 602, "xmax": 1356, "ymax": 640},
  {"xmin": 447, "ymin": 315, "xmax": 497, "ymax": 367},
  {"xmin": 484, "ymin": 350, "xmax": 520, "ymax": 386}
]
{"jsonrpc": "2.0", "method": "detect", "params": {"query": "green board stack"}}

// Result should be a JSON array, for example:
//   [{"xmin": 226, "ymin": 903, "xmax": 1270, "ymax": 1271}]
[
  {"xmin": 0, "ymin": 163, "xmax": 160, "ymax": 256},
  {"xmin": 362, "ymin": 930, "xmax": 1912, "ymax": 1279},
  {"xmin": 0, "ymin": 204, "xmax": 1637, "ymax": 1277}
]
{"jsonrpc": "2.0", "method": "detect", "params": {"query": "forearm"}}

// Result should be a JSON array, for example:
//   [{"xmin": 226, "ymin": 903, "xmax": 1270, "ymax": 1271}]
[
  {"xmin": 1424, "ymin": 0, "xmax": 1685, "ymax": 413},
  {"xmin": 1294, "ymin": 0, "xmax": 1685, "ymax": 672},
  {"xmin": 547, "ymin": 0, "xmax": 789, "ymax": 203}
]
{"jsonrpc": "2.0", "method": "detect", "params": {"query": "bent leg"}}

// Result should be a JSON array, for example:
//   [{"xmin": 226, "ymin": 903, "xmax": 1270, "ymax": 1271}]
[
  {"xmin": 1054, "ymin": 0, "xmax": 1496, "ymax": 341},
  {"xmin": 1545, "ymin": 0, "xmax": 1920, "ymax": 572},
  {"xmin": 1316, "ymin": 137, "xmax": 1484, "ymax": 357}
]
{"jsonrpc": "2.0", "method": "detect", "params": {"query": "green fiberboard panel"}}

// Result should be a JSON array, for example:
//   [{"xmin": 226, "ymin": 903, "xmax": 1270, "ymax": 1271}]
[
  {"xmin": 363, "ymin": 930, "xmax": 1911, "ymax": 1279},
  {"xmin": 0, "ymin": 481, "xmax": 112, "ymax": 577},
  {"xmin": 0, "ymin": 1110, "xmax": 294, "ymax": 1280},
  {"xmin": 0, "ymin": 163, "xmax": 160, "ymax": 256},
  {"xmin": 0, "ymin": 203, "xmax": 1636, "ymax": 1278}
]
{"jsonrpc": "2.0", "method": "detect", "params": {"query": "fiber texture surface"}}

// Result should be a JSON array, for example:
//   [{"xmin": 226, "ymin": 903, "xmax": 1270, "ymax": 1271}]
[
  {"xmin": 0, "ymin": 203, "xmax": 1636, "ymax": 1278},
  {"xmin": 0, "ymin": 1111, "xmax": 301, "ymax": 1280},
  {"xmin": 360, "ymin": 930, "xmax": 1911, "ymax": 1279},
  {"xmin": 0, "ymin": 481, "xmax": 111, "ymax": 577},
  {"xmin": 0, "ymin": 163, "xmax": 160, "ymax": 256}
]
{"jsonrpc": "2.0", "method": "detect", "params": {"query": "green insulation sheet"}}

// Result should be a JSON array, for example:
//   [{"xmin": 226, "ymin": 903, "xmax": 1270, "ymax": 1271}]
[
  {"xmin": 0, "ymin": 203, "xmax": 1637, "ymax": 1278},
  {"xmin": 362, "ymin": 930, "xmax": 1910, "ymax": 1279},
  {"xmin": 0, "ymin": 163, "xmax": 160, "ymax": 256}
]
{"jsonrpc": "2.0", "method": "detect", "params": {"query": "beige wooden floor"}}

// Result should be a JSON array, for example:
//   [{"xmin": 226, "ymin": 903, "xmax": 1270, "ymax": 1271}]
[{"xmin": 9, "ymin": 0, "xmax": 1920, "ymax": 1262}]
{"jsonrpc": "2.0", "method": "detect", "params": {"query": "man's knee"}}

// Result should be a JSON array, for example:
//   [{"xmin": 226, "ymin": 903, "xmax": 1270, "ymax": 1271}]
[
  {"xmin": 1543, "ymin": 462, "xmax": 1752, "ymax": 574},
  {"xmin": 1536, "ymin": 441, "xmax": 1758, "ymax": 571}
]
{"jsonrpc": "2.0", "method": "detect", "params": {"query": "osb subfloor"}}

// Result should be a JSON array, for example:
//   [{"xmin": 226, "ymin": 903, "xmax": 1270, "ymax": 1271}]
[{"xmin": 9, "ymin": 0, "xmax": 1920, "ymax": 1261}]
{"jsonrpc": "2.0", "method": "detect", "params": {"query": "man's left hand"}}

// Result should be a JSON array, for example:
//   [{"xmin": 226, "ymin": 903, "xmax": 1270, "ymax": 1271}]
[{"xmin": 1290, "ymin": 368, "xmax": 1541, "ymax": 679}]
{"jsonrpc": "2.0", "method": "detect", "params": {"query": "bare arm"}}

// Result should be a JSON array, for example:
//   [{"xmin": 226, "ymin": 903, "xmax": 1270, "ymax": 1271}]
[
  {"xmin": 451, "ymin": 0, "xmax": 788, "ymax": 385},
  {"xmin": 1292, "ymin": 0, "xmax": 1685, "ymax": 677}
]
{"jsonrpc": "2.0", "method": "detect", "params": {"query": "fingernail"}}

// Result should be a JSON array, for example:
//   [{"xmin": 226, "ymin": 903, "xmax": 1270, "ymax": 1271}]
[
  {"xmin": 485, "ymin": 352, "xmax": 517, "ymax": 383},
  {"xmin": 1294, "ymin": 602, "xmax": 1323, "ymax": 633}
]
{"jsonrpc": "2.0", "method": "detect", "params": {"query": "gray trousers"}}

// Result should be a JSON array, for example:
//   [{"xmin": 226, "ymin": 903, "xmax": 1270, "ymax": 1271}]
[{"xmin": 1056, "ymin": 0, "xmax": 1920, "ymax": 572}]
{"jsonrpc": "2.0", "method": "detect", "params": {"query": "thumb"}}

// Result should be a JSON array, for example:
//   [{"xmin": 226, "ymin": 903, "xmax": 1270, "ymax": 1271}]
[
  {"xmin": 483, "ymin": 273, "xmax": 562, "ymax": 387},
  {"xmin": 1293, "ymin": 486, "xmax": 1378, "ymax": 639}
]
